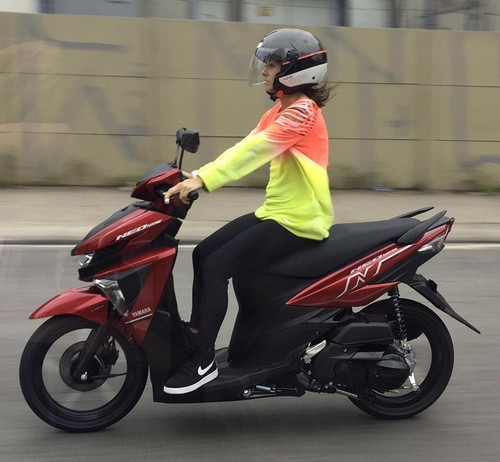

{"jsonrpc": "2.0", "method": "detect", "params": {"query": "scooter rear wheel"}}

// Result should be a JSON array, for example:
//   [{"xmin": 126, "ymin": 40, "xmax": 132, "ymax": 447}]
[
  {"xmin": 19, "ymin": 315, "xmax": 148, "ymax": 432},
  {"xmin": 350, "ymin": 299, "xmax": 454, "ymax": 419}
]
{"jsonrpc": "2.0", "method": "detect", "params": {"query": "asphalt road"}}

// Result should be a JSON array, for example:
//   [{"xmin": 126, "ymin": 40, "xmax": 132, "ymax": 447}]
[{"xmin": 1, "ymin": 244, "xmax": 499, "ymax": 462}]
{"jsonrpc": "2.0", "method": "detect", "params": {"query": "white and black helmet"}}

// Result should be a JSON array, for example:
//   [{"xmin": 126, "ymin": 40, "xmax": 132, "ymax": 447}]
[{"xmin": 249, "ymin": 28, "xmax": 328, "ymax": 97}]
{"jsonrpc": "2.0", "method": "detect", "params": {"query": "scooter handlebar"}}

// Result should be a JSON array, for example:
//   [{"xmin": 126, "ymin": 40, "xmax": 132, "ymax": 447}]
[
  {"xmin": 187, "ymin": 191, "xmax": 199, "ymax": 202},
  {"xmin": 156, "ymin": 185, "xmax": 198, "ymax": 207}
]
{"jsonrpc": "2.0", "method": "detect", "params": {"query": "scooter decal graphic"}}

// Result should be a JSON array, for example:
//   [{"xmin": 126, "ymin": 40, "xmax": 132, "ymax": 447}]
[
  {"xmin": 337, "ymin": 246, "xmax": 411, "ymax": 298},
  {"xmin": 116, "ymin": 219, "xmax": 163, "ymax": 241}
]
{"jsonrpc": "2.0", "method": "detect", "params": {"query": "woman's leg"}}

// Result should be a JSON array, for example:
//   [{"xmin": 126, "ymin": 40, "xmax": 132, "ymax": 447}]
[
  {"xmin": 191, "ymin": 217, "xmax": 314, "ymax": 348},
  {"xmin": 165, "ymin": 215, "xmax": 315, "ymax": 394},
  {"xmin": 189, "ymin": 212, "xmax": 260, "ymax": 341},
  {"xmin": 164, "ymin": 213, "xmax": 261, "ymax": 394}
]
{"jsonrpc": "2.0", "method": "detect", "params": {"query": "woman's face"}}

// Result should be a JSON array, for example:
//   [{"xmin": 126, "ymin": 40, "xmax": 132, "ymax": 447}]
[{"xmin": 261, "ymin": 60, "xmax": 280, "ymax": 93}]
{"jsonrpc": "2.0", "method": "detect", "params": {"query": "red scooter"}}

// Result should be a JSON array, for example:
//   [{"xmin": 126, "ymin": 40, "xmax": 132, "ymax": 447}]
[{"xmin": 19, "ymin": 129, "xmax": 480, "ymax": 432}]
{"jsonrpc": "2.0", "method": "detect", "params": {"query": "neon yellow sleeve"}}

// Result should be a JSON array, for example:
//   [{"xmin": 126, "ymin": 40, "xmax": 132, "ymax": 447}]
[
  {"xmin": 197, "ymin": 133, "xmax": 274, "ymax": 192},
  {"xmin": 197, "ymin": 102, "xmax": 316, "ymax": 192}
]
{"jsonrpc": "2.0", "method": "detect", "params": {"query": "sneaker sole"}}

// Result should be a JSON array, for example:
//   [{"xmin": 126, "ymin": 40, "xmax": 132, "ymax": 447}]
[{"xmin": 163, "ymin": 369, "xmax": 219, "ymax": 395}]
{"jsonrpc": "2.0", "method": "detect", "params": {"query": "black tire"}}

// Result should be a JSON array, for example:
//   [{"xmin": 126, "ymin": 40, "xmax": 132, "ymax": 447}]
[
  {"xmin": 350, "ymin": 299, "xmax": 454, "ymax": 419},
  {"xmin": 20, "ymin": 315, "xmax": 148, "ymax": 432}
]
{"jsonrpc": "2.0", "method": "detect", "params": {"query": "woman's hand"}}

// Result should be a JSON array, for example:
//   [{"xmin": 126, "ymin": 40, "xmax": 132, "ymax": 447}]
[{"xmin": 164, "ymin": 176, "xmax": 204, "ymax": 205}]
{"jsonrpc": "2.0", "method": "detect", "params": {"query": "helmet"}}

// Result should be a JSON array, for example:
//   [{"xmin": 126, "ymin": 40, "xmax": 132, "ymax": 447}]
[{"xmin": 249, "ymin": 28, "xmax": 328, "ymax": 97}]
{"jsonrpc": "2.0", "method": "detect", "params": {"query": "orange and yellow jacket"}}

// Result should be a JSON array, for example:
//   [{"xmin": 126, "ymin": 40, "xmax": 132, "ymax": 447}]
[{"xmin": 197, "ymin": 98, "xmax": 333, "ymax": 241}]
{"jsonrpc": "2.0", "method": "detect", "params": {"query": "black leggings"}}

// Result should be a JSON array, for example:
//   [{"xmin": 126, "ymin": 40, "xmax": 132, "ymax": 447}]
[{"xmin": 190, "ymin": 213, "xmax": 315, "ymax": 347}]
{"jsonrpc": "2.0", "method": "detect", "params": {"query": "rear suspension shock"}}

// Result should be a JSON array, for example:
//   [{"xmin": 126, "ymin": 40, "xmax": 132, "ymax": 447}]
[
  {"xmin": 389, "ymin": 286, "xmax": 407, "ymax": 342},
  {"xmin": 388, "ymin": 286, "xmax": 419, "ymax": 391}
]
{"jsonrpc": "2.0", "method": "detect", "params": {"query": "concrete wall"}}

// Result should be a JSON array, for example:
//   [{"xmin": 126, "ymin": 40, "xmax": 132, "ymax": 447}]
[{"xmin": 0, "ymin": 12, "xmax": 499, "ymax": 190}]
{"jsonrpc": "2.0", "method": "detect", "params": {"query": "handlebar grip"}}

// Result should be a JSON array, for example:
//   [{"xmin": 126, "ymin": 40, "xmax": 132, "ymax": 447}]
[
  {"xmin": 188, "ymin": 191, "xmax": 199, "ymax": 202},
  {"xmin": 155, "ymin": 185, "xmax": 169, "ymax": 198}
]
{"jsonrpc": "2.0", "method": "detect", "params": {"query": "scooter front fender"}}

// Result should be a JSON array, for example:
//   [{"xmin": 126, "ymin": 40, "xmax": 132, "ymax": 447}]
[{"xmin": 30, "ymin": 286, "xmax": 109, "ymax": 325}]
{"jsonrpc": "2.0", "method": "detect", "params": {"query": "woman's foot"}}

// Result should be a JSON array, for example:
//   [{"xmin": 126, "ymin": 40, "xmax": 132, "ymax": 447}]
[{"xmin": 163, "ymin": 346, "xmax": 218, "ymax": 394}]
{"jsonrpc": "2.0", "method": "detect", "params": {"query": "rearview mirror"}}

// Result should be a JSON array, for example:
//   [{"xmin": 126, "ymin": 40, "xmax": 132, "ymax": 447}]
[{"xmin": 176, "ymin": 128, "xmax": 200, "ymax": 154}]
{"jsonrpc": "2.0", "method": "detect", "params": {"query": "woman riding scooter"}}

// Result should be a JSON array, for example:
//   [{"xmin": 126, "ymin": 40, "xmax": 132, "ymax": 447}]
[{"xmin": 163, "ymin": 28, "xmax": 334, "ymax": 394}]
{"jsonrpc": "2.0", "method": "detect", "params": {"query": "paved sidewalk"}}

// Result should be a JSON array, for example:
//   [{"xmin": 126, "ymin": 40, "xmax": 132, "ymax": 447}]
[{"xmin": 0, "ymin": 187, "xmax": 499, "ymax": 244}]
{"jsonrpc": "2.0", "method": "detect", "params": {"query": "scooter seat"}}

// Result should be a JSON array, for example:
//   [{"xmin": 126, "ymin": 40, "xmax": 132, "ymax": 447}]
[{"xmin": 267, "ymin": 217, "xmax": 420, "ymax": 279}]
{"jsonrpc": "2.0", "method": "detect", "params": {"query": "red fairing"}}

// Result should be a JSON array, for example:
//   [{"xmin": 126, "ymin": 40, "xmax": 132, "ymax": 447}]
[
  {"xmin": 287, "ymin": 225, "xmax": 451, "ymax": 308},
  {"xmin": 121, "ymin": 255, "xmax": 176, "ymax": 344},
  {"xmin": 93, "ymin": 246, "xmax": 176, "ymax": 279},
  {"xmin": 30, "ymin": 286, "xmax": 109, "ymax": 324},
  {"xmin": 75, "ymin": 209, "xmax": 174, "ymax": 255},
  {"xmin": 133, "ymin": 169, "xmax": 182, "ymax": 209},
  {"xmin": 287, "ymin": 244, "xmax": 412, "ymax": 308}
]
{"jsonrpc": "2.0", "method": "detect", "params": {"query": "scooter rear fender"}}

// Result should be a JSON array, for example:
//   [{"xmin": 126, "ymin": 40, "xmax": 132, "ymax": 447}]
[
  {"xmin": 408, "ymin": 274, "xmax": 481, "ymax": 334},
  {"xmin": 30, "ymin": 286, "xmax": 109, "ymax": 325}
]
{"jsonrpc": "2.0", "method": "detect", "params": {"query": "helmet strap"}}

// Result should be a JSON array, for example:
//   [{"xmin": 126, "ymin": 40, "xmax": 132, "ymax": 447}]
[
  {"xmin": 267, "ymin": 89, "xmax": 284, "ymax": 102},
  {"xmin": 267, "ymin": 91, "xmax": 277, "ymax": 102}
]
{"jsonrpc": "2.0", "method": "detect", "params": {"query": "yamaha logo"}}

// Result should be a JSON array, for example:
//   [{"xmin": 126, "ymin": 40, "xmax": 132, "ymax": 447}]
[
  {"xmin": 132, "ymin": 307, "xmax": 152, "ymax": 318},
  {"xmin": 124, "ymin": 307, "xmax": 153, "ymax": 325}
]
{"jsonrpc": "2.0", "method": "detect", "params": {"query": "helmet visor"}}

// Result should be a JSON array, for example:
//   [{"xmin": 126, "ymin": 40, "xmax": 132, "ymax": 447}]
[{"xmin": 248, "ymin": 43, "xmax": 286, "ymax": 86}]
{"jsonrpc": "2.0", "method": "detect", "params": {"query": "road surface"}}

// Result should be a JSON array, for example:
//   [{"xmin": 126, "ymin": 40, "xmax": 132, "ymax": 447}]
[{"xmin": 1, "ymin": 244, "xmax": 498, "ymax": 462}]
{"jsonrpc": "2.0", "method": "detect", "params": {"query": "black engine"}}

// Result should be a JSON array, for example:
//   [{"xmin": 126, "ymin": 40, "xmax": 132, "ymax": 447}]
[
  {"xmin": 311, "ymin": 342, "xmax": 410, "ymax": 393},
  {"xmin": 306, "ymin": 318, "xmax": 411, "ymax": 393}
]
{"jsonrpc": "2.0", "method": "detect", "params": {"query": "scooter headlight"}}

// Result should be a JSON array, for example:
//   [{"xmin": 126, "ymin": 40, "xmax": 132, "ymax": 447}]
[{"xmin": 93, "ymin": 278, "xmax": 129, "ymax": 316}]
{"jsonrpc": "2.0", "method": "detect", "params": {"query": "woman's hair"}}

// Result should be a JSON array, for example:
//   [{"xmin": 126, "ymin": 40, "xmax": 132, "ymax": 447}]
[{"xmin": 302, "ymin": 83, "xmax": 337, "ymax": 108}]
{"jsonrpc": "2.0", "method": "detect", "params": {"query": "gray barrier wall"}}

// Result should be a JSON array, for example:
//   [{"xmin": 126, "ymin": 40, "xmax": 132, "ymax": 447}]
[{"xmin": 1, "ymin": 13, "xmax": 499, "ymax": 190}]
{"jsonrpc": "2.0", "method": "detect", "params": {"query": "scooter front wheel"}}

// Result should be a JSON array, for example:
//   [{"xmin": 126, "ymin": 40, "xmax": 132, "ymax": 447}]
[{"xmin": 19, "ymin": 315, "xmax": 148, "ymax": 432}]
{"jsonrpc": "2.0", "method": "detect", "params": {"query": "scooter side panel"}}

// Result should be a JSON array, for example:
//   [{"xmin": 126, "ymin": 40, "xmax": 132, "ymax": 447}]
[
  {"xmin": 92, "ymin": 247, "xmax": 176, "ymax": 279},
  {"xmin": 144, "ymin": 275, "xmax": 191, "ymax": 403},
  {"xmin": 286, "ymin": 244, "xmax": 414, "ymax": 307},
  {"xmin": 228, "ymin": 274, "xmax": 346, "ymax": 367},
  {"xmin": 74, "ymin": 208, "xmax": 174, "ymax": 256},
  {"xmin": 120, "ymin": 256, "xmax": 176, "ymax": 344},
  {"xmin": 287, "ymin": 225, "xmax": 451, "ymax": 308}
]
